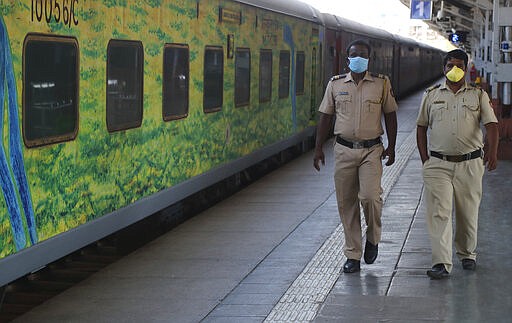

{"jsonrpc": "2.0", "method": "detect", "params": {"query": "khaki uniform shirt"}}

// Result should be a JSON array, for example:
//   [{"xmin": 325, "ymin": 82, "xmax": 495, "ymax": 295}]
[
  {"xmin": 318, "ymin": 72, "xmax": 397, "ymax": 141},
  {"xmin": 416, "ymin": 81, "xmax": 498, "ymax": 155}
]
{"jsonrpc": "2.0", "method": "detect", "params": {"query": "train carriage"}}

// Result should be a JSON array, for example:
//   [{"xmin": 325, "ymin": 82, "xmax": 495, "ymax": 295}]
[{"xmin": 0, "ymin": 0, "xmax": 323, "ymax": 285}]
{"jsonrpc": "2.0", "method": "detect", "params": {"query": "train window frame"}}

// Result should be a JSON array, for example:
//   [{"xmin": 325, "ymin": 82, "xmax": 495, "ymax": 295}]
[
  {"xmin": 106, "ymin": 39, "xmax": 144, "ymax": 133},
  {"xmin": 278, "ymin": 50, "xmax": 290, "ymax": 99},
  {"xmin": 235, "ymin": 48, "xmax": 251, "ymax": 107},
  {"xmin": 296, "ymin": 51, "xmax": 305, "ymax": 95},
  {"xmin": 23, "ymin": 34, "xmax": 79, "ymax": 148},
  {"xmin": 163, "ymin": 43, "xmax": 190, "ymax": 121},
  {"xmin": 259, "ymin": 49, "xmax": 272, "ymax": 103},
  {"xmin": 203, "ymin": 46, "xmax": 224, "ymax": 113}
]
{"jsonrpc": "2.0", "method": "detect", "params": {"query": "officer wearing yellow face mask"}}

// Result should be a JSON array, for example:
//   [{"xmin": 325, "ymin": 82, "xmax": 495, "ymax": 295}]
[{"xmin": 416, "ymin": 49, "xmax": 499, "ymax": 279}]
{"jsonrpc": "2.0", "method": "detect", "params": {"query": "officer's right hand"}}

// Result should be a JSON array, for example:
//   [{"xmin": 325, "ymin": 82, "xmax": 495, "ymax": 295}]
[{"xmin": 313, "ymin": 149, "xmax": 325, "ymax": 171}]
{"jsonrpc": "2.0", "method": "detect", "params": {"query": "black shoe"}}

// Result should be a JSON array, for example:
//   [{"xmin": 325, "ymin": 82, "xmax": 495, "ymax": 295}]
[
  {"xmin": 462, "ymin": 259, "xmax": 476, "ymax": 270},
  {"xmin": 343, "ymin": 259, "xmax": 360, "ymax": 273},
  {"xmin": 426, "ymin": 264, "xmax": 449, "ymax": 279},
  {"xmin": 364, "ymin": 241, "xmax": 378, "ymax": 264}
]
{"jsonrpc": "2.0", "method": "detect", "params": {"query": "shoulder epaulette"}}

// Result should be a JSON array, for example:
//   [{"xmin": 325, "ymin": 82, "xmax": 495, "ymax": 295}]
[
  {"xmin": 426, "ymin": 84, "xmax": 441, "ymax": 92},
  {"xmin": 370, "ymin": 72, "xmax": 385, "ymax": 79},
  {"xmin": 469, "ymin": 84, "xmax": 482, "ymax": 91},
  {"xmin": 330, "ymin": 74, "xmax": 346, "ymax": 81}
]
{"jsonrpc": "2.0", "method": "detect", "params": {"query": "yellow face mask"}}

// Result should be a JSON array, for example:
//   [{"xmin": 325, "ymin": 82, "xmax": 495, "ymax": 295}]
[{"xmin": 446, "ymin": 66, "xmax": 465, "ymax": 83}]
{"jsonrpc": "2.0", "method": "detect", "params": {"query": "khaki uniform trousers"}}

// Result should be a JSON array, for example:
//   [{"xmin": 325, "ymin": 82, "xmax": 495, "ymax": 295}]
[
  {"xmin": 422, "ymin": 157, "xmax": 484, "ymax": 273},
  {"xmin": 334, "ymin": 142, "xmax": 384, "ymax": 260}
]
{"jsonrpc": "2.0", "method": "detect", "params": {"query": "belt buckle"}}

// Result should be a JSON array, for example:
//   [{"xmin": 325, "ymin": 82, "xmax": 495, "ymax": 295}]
[
  {"xmin": 465, "ymin": 153, "xmax": 471, "ymax": 161},
  {"xmin": 353, "ymin": 141, "xmax": 364, "ymax": 149},
  {"xmin": 442, "ymin": 154, "xmax": 447, "ymax": 161}
]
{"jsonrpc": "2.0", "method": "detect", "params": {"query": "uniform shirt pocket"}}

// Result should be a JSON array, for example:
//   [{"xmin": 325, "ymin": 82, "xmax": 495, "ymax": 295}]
[
  {"xmin": 430, "ymin": 101, "xmax": 447, "ymax": 122},
  {"xmin": 362, "ymin": 97, "xmax": 382, "ymax": 130},
  {"xmin": 462, "ymin": 99, "xmax": 480, "ymax": 121},
  {"xmin": 365, "ymin": 97, "xmax": 382, "ymax": 114},
  {"xmin": 335, "ymin": 94, "xmax": 352, "ymax": 114}
]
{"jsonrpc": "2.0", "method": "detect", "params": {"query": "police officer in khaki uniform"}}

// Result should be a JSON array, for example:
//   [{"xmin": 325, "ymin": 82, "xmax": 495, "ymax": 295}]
[
  {"xmin": 416, "ymin": 49, "xmax": 499, "ymax": 279},
  {"xmin": 314, "ymin": 39, "xmax": 398, "ymax": 273}
]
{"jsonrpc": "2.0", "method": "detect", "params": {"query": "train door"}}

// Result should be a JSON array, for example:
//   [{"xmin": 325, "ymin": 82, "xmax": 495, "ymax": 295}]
[
  {"xmin": 385, "ymin": 42, "xmax": 393, "ymax": 81},
  {"xmin": 310, "ymin": 46, "xmax": 317, "ymax": 118},
  {"xmin": 392, "ymin": 42, "xmax": 401, "ymax": 97},
  {"xmin": 340, "ymin": 31, "xmax": 351, "ymax": 75},
  {"xmin": 309, "ymin": 24, "xmax": 322, "ymax": 119},
  {"xmin": 335, "ymin": 31, "xmax": 342, "ymax": 75},
  {"xmin": 323, "ymin": 27, "xmax": 336, "ymax": 88}
]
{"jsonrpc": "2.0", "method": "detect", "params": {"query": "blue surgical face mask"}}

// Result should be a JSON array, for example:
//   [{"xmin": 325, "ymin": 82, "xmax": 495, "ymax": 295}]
[{"xmin": 348, "ymin": 56, "xmax": 369, "ymax": 73}]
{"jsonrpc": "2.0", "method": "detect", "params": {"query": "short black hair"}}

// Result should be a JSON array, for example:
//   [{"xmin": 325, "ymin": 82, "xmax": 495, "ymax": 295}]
[
  {"xmin": 443, "ymin": 49, "xmax": 468, "ymax": 68},
  {"xmin": 346, "ymin": 39, "xmax": 371, "ymax": 57}
]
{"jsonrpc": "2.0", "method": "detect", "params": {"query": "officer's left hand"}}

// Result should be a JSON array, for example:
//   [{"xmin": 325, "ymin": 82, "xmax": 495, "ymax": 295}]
[
  {"xmin": 484, "ymin": 153, "xmax": 497, "ymax": 171},
  {"xmin": 381, "ymin": 147, "xmax": 395, "ymax": 166}
]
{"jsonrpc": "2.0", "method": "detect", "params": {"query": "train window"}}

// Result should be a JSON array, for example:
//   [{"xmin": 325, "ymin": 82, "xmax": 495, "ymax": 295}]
[
  {"xmin": 279, "ymin": 50, "xmax": 290, "ymax": 99},
  {"xmin": 235, "ymin": 48, "xmax": 250, "ymax": 107},
  {"xmin": 23, "ymin": 35, "xmax": 78, "ymax": 147},
  {"xmin": 163, "ymin": 44, "xmax": 189, "ymax": 121},
  {"xmin": 296, "ymin": 51, "xmax": 305, "ymax": 95},
  {"xmin": 106, "ymin": 40, "xmax": 143, "ymax": 132},
  {"xmin": 203, "ymin": 46, "xmax": 224, "ymax": 113},
  {"xmin": 259, "ymin": 49, "xmax": 272, "ymax": 103}
]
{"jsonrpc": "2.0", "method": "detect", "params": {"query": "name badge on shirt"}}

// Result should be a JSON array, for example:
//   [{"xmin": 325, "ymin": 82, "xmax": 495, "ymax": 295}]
[{"xmin": 338, "ymin": 92, "xmax": 349, "ymax": 95}]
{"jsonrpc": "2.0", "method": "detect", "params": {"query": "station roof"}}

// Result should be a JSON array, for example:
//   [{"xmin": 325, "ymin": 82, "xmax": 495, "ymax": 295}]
[{"xmin": 399, "ymin": 0, "xmax": 494, "ymax": 50}]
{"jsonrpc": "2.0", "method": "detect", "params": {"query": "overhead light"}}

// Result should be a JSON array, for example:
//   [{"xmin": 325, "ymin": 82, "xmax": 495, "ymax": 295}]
[{"xmin": 436, "ymin": 1, "xmax": 450, "ymax": 22}]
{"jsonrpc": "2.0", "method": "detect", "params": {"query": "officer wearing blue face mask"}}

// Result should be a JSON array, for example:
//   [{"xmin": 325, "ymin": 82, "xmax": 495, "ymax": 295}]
[{"xmin": 314, "ymin": 39, "xmax": 398, "ymax": 273}]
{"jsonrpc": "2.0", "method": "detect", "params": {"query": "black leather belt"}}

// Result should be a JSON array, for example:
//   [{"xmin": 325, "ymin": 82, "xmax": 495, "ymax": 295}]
[
  {"xmin": 336, "ymin": 136, "xmax": 381, "ymax": 149},
  {"xmin": 430, "ymin": 149, "xmax": 482, "ymax": 162}
]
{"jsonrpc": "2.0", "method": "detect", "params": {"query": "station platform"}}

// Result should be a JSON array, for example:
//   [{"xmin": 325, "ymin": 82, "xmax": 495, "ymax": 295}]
[{"xmin": 13, "ymin": 85, "xmax": 512, "ymax": 322}]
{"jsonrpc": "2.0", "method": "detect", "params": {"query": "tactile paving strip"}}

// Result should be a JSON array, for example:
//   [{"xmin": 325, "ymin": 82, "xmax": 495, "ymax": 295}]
[{"xmin": 264, "ymin": 131, "xmax": 417, "ymax": 322}]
